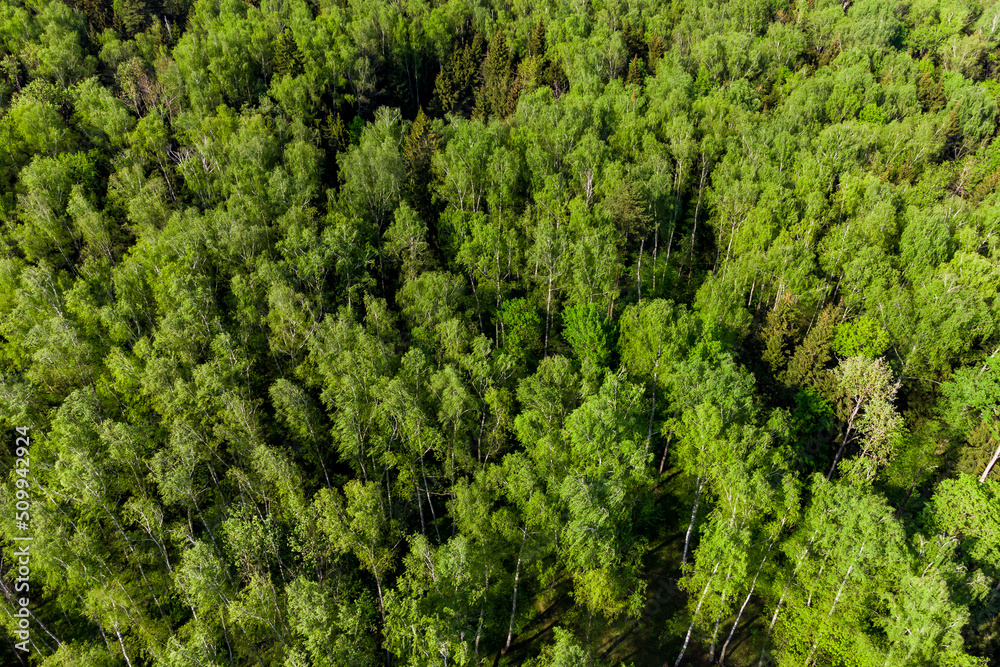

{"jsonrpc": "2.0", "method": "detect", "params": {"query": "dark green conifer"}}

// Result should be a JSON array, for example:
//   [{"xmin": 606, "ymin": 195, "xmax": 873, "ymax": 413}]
[
  {"xmin": 432, "ymin": 32, "xmax": 484, "ymax": 116},
  {"xmin": 917, "ymin": 70, "xmax": 946, "ymax": 112},
  {"xmin": 403, "ymin": 108, "xmax": 440, "ymax": 216},
  {"xmin": 529, "ymin": 19, "xmax": 546, "ymax": 57},
  {"xmin": 273, "ymin": 30, "xmax": 304, "ymax": 79},
  {"xmin": 622, "ymin": 21, "xmax": 645, "ymax": 63},
  {"xmin": 647, "ymin": 33, "xmax": 665, "ymax": 74},
  {"xmin": 625, "ymin": 55, "xmax": 644, "ymax": 87},
  {"xmin": 475, "ymin": 30, "xmax": 517, "ymax": 119}
]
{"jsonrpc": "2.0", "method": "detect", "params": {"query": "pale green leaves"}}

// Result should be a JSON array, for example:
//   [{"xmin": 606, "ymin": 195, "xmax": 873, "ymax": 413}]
[
  {"xmin": 72, "ymin": 77, "xmax": 136, "ymax": 146},
  {"xmin": 832, "ymin": 355, "xmax": 904, "ymax": 483},
  {"xmin": 832, "ymin": 314, "xmax": 890, "ymax": 358},
  {"xmin": 316, "ymin": 480, "xmax": 398, "ymax": 588},
  {"xmin": 340, "ymin": 107, "xmax": 406, "ymax": 229}
]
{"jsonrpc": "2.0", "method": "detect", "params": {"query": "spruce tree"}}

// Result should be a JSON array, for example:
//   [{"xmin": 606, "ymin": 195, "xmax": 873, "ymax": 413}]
[
  {"xmin": 648, "ymin": 33, "xmax": 666, "ymax": 74},
  {"xmin": 529, "ymin": 19, "xmax": 546, "ymax": 57},
  {"xmin": 476, "ymin": 30, "xmax": 517, "ymax": 120},
  {"xmin": 403, "ymin": 108, "xmax": 441, "ymax": 219},
  {"xmin": 625, "ymin": 55, "xmax": 644, "ymax": 87}
]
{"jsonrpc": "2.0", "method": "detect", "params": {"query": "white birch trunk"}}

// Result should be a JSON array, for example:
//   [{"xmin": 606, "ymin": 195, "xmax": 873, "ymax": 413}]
[
  {"xmin": 674, "ymin": 562, "xmax": 720, "ymax": 667},
  {"xmin": 682, "ymin": 477, "xmax": 705, "ymax": 566}
]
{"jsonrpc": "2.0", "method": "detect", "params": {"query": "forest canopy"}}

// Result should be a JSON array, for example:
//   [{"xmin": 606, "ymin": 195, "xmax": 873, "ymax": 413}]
[{"xmin": 1, "ymin": 0, "xmax": 1000, "ymax": 663}]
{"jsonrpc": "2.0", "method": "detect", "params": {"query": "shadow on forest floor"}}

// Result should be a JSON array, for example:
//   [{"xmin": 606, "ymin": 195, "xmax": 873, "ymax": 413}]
[{"xmin": 495, "ymin": 472, "xmax": 775, "ymax": 666}]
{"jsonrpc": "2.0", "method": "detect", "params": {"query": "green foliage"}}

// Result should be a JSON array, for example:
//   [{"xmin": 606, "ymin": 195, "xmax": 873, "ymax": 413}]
[
  {"xmin": 559, "ymin": 375, "xmax": 653, "ymax": 619},
  {"xmin": 562, "ymin": 301, "xmax": 613, "ymax": 371},
  {"xmin": 619, "ymin": 299, "xmax": 699, "ymax": 384},
  {"xmin": 402, "ymin": 108, "xmax": 441, "ymax": 217},
  {"xmin": 831, "ymin": 356, "xmax": 905, "ymax": 483},
  {"xmin": 1, "ymin": 0, "xmax": 998, "ymax": 664},
  {"xmin": 923, "ymin": 474, "xmax": 1000, "ymax": 584},
  {"xmin": 499, "ymin": 297, "xmax": 541, "ymax": 363},
  {"xmin": 339, "ymin": 108, "xmax": 406, "ymax": 230},
  {"xmin": 771, "ymin": 476, "xmax": 976, "ymax": 666},
  {"xmin": 792, "ymin": 387, "xmax": 835, "ymax": 436},
  {"xmin": 832, "ymin": 314, "xmax": 891, "ymax": 358},
  {"xmin": 858, "ymin": 102, "xmax": 886, "ymax": 125},
  {"xmin": 286, "ymin": 577, "xmax": 380, "ymax": 667},
  {"xmin": 433, "ymin": 32, "xmax": 485, "ymax": 116},
  {"xmin": 384, "ymin": 203, "xmax": 431, "ymax": 282},
  {"xmin": 476, "ymin": 30, "xmax": 519, "ymax": 120}
]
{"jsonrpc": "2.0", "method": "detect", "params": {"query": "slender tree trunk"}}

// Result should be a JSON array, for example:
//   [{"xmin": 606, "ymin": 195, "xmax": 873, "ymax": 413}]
[
  {"xmin": 659, "ymin": 432, "xmax": 673, "ymax": 475},
  {"xmin": 0, "ymin": 576, "xmax": 62, "ymax": 647},
  {"xmin": 209, "ymin": 594, "xmax": 260, "ymax": 655},
  {"xmin": 609, "ymin": 261, "xmax": 621, "ymax": 320},
  {"xmin": 708, "ymin": 562, "xmax": 734, "ymax": 662},
  {"xmin": 469, "ymin": 274, "xmax": 485, "ymax": 335},
  {"xmin": 477, "ymin": 409, "xmax": 487, "ymax": 464},
  {"xmin": 313, "ymin": 440, "xmax": 332, "ymax": 487},
  {"xmin": 709, "ymin": 614, "xmax": 723, "ymax": 663},
  {"xmin": 758, "ymin": 528, "xmax": 820, "ymax": 667},
  {"xmin": 86, "ymin": 490, "xmax": 168, "ymax": 618},
  {"xmin": 375, "ymin": 574, "xmax": 386, "ymax": 624},
  {"xmin": 758, "ymin": 593, "xmax": 785, "ymax": 667},
  {"xmin": 190, "ymin": 493, "xmax": 228, "ymax": 584},
  {"xmin": 805, "ymin": 287, "xmax": 830, "ymax": 338},
  {"xmin": 652, "ymin": 209, "xmax": 660, "ymax": 294},
  {"xmin": 475, "ymin": 566, "xmax": 489, "ymax": 658},
  {"xmin": 666, "ymin": 166, "xmax": 683, "ymax": 263},
  {"xmin": 666, "ymin": 202, "xmax": 677, "ymax": 262},
  {"xmin": 504, "ymin": 527, "xmax": 528, "ymax": 653},
  {"xmin": 646, "ymin": 382, "xmax": 657, "ymax": 456},
  {"xmin": 827, "ymin": 399, "xmax": 864, "ymax": 480},
  {"xmin": 384, "ymin": 471, "xmax": 395, "ymax": 536},
  {"xmin": 423, "ymin": 467, "xmax": 442, "ymax": 543},
  {"xmin": 637, "ymin": 238, "xmax": 645, "ymax": 302},
  {"xmin": 674, "ymin": 562, "xmax": 720, "ymax": 667},
  {"xmin": 97, "ymin": 624, "xmax": 115, "ymax": 660},
  {"xmin": 687, "ymin": 161, "xmax": 708, "ymax": 284},
  {"xmin": 544, "ymin": 275, "xmax": 554, "ymax": 357},
  {"xmin": 979, "ymin": 439, "xmax": 1000, "ymax": 482},
  {"xmin": 113, "ymin": 624, "xmax": 134, "ymax": 667},
  {"xmin": 415, "ymin": 479, "xmax": 426, "ymax": 537},
  {"xmin": 804, "ymin": 544, "xmax": 864, "ymax": 667},
  {"xmin": 646, "ymin": 358, "xmax": 660, "ymax": 457},
  {"xmin": 682, "ymin": 477, "xmax": 705, "ymax": 566},
  {"xmin": 719, "ymin": 518, "xmax": 785, "ymax": 664},
  {"xmin": 806, "ymin": 554, "xmax": 832, "ymax": 609}
]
